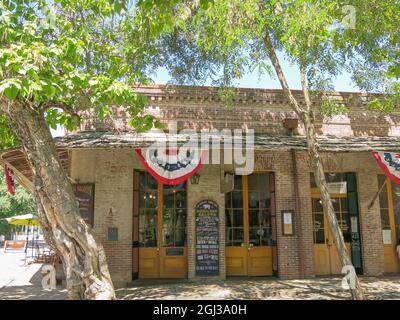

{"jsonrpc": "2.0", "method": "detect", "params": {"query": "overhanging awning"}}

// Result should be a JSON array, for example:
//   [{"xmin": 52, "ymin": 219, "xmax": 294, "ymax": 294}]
[
  {"xmin": 53, "ymin": 131, "xmax": 400, "ymax": 152},
  {"xmin": 1, "ymin": 131, "xmax": 400, "ymax": 189}
]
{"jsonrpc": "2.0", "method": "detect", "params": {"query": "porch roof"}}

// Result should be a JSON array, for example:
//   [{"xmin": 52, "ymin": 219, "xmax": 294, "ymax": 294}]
[
  {"xmin": 53, "ymin": 131, "xmax": 400, "ymax": 152},
  {"xmin": 1, "ymin": 130, "xmax": 400, "ymax": 190}
]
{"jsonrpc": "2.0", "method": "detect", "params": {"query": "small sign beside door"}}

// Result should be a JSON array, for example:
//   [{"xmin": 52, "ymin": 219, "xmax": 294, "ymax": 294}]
[
  {"xmin": 195, "ymin": 200, "xmax": 219, "ymax": 276},
  {"xmin": 282, "ymin": 210, "xmax": 294, "ymax": 236}
]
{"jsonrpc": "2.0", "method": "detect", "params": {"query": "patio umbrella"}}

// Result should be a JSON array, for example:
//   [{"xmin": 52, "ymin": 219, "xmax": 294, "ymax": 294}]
[
  {"xmin": 5, "ymin": 214, "xmax": 39, "ymax": 226},
  {"xmin": 5, "ymin": 214, "xmax": 40, "ymax": 262}
]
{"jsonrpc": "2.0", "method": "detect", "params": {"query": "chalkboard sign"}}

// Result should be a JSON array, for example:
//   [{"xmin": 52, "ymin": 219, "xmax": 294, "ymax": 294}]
[
  {"xmin": 195, "ymin": 200, "xmax": 219, "ymax": 276},
  {"xmin": 73, "ymin": 184, "xmax": 95, "ymax": 228}
]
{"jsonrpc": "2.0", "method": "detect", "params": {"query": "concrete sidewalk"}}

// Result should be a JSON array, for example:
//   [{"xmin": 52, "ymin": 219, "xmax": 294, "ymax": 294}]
[
  {"xmin": 116, "ymin": 276, "xmax": 400, "ymax": 300},
  {"xmin": 1, "ymin": 249, "xmax": 399, "ymax": 300},
  {"xmin": 0, "ymin": 249, "xmax": 67, "ymax": 300}
]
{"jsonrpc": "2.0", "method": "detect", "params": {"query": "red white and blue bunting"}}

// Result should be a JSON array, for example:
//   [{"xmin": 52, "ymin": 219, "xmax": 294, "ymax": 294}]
[
  {"xmin": 4, "ymin": 164, "xmax": 16, "ymax": 196},
  {"xmin": 373, "ymin": 151, "xmax": 400, "ymax": 185},
  {"xmin": 135, "ymin": 147, "xmax": 208, "ymax": 185}
]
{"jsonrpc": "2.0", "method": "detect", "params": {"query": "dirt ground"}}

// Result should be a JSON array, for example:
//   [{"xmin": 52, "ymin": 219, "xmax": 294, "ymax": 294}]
[
  {"xmin": 116, "ymin": 276, "xmax": 400, "ymax": 300},
  {"xmin": 1, "ymin": 250, "xmax": 399, "ymax": 300}
]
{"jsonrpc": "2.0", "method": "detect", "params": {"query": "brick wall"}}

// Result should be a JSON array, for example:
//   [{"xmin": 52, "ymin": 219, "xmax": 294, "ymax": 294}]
[
  {"xmin": 75, "ymin": 85, "xmax": 400, "ymax": 137},
  {"xmin": 70, "ymin": 148, "xmax": 386, "ymax": 286},
  {"xmin": 187, "ymin": 164, "xmax": 226, "ymax": 280}
]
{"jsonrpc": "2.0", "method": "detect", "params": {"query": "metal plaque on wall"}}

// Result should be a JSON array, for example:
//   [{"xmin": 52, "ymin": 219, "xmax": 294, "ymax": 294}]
[{"xmin": 195, "ymin": 200, "xmax": 219, "ymax": 276}]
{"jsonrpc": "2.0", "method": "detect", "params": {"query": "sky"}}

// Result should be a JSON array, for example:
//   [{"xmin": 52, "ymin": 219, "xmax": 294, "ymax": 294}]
[
  {"xmin": 51, "ymin": 53, "xmax": 360, "ymax": 137},
  {"xmin": 152, "ymin": 51, "xmax": 360, "ymax": 92}
]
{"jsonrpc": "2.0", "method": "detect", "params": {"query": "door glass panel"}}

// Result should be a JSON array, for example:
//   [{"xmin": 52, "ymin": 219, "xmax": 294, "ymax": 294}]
[
  {"xmin": 232, "ymin": 229, "xmax": 244, "ymax": 246},
  {"xmin": 378, "ymin": 176, "xmax": 391, "ymax": 231},
  {"xmin": 232, "ymin": 210, "xmax": 244, "ymax": 228},
  {"xmin": 139, "ymin": 172, "xmax": 158, "ymax": 247},
  {"xmin": 312, "ymin": 198, "xmax": 325, "ymax": 244},
  {"xmin": 232, "ymin": 191, "xmax": 243, "ymax": 208},
  {"xmin": 163, "ymin": 182, "xmax": 187, "ymax": 247},
  {"xmin": 312, "ymin": 197, "xmax": 350, "ymax": 243},
  {"xmin": 247, "ymin": 174, "xmax": 271, "ymax": 246},
  {"xmin": 175, "ymin": 228, "xmax": 186, "ymax": 247},
  {"xmin": 338, "ymin": 201, "xmax": 351, "ymax": 242},
  {"xmin": 391, "ymin": 182, "xmax": 400, "ymax": 243},
  {"xmin": 139, "ymin": 209, "xmax": 157, "ymax": 247},
  {"xmin": 225, "ymin": 176, "xmax": 244, "ymax": 246}
]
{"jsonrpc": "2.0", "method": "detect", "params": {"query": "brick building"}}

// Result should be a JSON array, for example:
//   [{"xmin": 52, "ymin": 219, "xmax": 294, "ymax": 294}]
[{"xmin": 2, "ymin": 85, "xmax": 400, "ymax": 287}]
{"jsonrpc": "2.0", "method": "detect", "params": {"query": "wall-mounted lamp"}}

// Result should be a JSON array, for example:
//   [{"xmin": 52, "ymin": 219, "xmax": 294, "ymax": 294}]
[{"xmin": 190, "ymin": 172, "xmax": 201, "ymax": 184}]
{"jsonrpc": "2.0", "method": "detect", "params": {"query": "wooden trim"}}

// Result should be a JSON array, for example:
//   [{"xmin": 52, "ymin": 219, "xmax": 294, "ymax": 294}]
[
  {"xmin": 311, "ymin": 190, "xmax": 347, "ymax": 198},
  {"xmin": 386, "ymin": 178, "xmax": 397, "ymax": 244},
  {"xmin": 243, "ymin": 175, "xmax": 249, "ymax": 246}
]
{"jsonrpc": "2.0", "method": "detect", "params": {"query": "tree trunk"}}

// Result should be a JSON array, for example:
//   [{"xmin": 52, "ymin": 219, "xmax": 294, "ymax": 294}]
[
  {"xmin": 263, "ymin": 30, "xmax": 365, "ymax": 299},
  {"xmin": 304, "ymin": 118, "xmax": 365, "ymax": 300},
  {"xmin": 2, "ymin": 100, "xmax": 116, "ymax": 300}
]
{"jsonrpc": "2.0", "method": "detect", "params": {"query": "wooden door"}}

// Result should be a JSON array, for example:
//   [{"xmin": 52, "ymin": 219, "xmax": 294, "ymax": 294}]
[
  {"xmin": 159, "ymin": 183, "xmax": 187, "ymax": 278},
  {"xmin": 136, "ymin": 171, "xmax": 187, "ymax": 279},
  {"xmin": 313, "ymin": 197, "xmax": 352, "ymax": 275},
  {"xmin": 378, "ymin": 176, "xmax": 400, "ymax": 273},
  {"xmin": 226, "ymin": 173, "xmax": 274, "ymax": 276}
]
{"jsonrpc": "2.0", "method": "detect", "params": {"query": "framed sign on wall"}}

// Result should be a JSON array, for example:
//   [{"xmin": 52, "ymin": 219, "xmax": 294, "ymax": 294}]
[
  {"xmin": 72, "ymin": 183, "xmax": 95, "ymax": 228},
  {"xmin": 281, "ymin": 210, "xmax": 294, "ymax": 236}
]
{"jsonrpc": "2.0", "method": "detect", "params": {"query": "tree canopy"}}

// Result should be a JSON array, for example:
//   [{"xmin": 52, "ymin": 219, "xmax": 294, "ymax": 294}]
[
  {"xmin": 0, "ymin": 0, "xmax": 164, "ymax": 134},
  {"xmin": 138, "ymin": 0, "xmax": 399, "ymax": 111}
]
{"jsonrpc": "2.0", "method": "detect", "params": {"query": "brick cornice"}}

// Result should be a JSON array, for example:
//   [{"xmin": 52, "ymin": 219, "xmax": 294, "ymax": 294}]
[{"xmin": 134, "ymin": 84, "xmax": 374, "ymax": 108}]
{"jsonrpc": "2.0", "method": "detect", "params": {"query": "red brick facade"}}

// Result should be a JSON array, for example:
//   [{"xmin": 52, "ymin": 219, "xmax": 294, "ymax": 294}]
[{"xmin": 66, "ymin": 85, "xmax": 399, "ymax": 286}]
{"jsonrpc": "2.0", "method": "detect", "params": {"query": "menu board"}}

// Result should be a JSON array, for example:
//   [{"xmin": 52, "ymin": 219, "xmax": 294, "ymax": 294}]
[
  {"xmin": 73, "ymin": 184, "xmax": 95, "ymax": 228},
  {"xmin": 195, "ymin": 200, "xmax": 219, "ymax": 276}
]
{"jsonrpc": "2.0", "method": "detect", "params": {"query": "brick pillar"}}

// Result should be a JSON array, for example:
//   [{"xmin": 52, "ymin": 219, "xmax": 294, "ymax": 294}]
[
  {"xmin": 293, "ymin": 151, "xmax": 315, "ymax": 278},
  {"xmin": 274, "ymin": 151, "xmax": 300, "ymax": 279},
  {"xmin": 187, "ymin": 165, "xmax": 226, "ymax": 280},
  {"xmin": 92, "ymin": 149, "xmax": 135, "ymax": 287},
  {"xmin": 357, "ymin": 170, "xmax": 384, "ymax": 275}
]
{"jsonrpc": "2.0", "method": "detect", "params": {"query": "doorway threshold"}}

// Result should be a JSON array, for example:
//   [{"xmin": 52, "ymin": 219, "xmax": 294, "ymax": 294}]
[{"xmin": 126, "ymin": 278, "xmax": 190, "ymax": 287}]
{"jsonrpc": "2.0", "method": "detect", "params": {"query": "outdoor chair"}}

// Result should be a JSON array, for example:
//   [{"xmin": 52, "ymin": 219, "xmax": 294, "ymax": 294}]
[
  {"xmin": 3, "ymin": 240, "xmax": 27, "ymax": 253},
  {"xmin": 34, "ymin": 244, "xmax": 54, "ymax": 264}
]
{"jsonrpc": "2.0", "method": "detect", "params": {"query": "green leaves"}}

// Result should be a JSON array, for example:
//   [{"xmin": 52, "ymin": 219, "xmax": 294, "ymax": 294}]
[
  {"xmin": 0, "ymin": 79, "xmax": 21, "ymax": 100},
  {"xmin": 0, "ymin": 168, "xmax": 36, "ymax": 237},
  {"xmin": 0, "ymin": 0, "xmax": 161, "ymax": 135}
]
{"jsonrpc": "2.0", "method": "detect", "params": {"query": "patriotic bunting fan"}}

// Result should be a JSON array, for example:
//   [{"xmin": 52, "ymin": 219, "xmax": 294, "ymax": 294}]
[
  {"xmin": 4, "ymin": 164, "xmax": 16, "ymax": 196},
  {"xmin": 372, "ymin": 152, "xmax": 400, "ymax": 185},
  {"xmin": 135, "ymin": 146, "xmax": 207, "ymax": 185}
]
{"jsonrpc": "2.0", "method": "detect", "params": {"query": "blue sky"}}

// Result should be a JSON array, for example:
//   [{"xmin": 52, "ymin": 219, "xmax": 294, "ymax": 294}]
[{"xmin": 152, "ymin": 52, "xmax": 360, "ymax": 92}]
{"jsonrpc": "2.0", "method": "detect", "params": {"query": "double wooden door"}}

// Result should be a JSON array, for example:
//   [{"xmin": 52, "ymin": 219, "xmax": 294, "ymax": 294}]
[
  {"xmin": 225, "ymin": 173, "xmax": 275, "ymax": 276},
  {"xmin": 133, "ymin": 171, "xmax": 187, "ymax": 279},
  {"xmin": 312, "ymin": 197, "xmax": 352, "ymax": 275}
]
